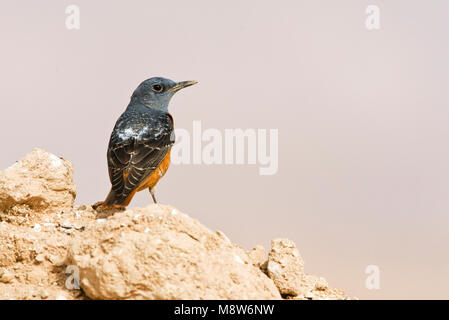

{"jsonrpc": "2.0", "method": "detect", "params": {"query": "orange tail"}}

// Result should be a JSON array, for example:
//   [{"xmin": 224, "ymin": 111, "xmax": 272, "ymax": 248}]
[{"xmin": 102, "ymin": 188, "xmax": 137, "ymax": 208}]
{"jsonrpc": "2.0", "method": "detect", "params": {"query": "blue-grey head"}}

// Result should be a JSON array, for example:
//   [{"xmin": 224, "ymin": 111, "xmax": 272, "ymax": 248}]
[{"xmin": 130, "ymin": 77, "xmax": 197, "ymax": 112}]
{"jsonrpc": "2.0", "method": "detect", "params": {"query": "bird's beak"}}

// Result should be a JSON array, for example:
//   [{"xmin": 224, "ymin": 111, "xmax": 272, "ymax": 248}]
[{"xmin": 168, "ymin": 80, "xmax": 198, "ymax": 92}]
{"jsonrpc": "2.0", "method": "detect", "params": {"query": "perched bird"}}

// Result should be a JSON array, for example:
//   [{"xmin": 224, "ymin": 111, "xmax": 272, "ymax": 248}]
[{"xmin": 101, "ymin": 77, "xmax": 197, "ymax": 208}]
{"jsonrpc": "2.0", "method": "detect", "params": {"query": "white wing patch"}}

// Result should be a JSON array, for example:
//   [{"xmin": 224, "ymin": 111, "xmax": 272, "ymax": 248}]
[{"xmin": 117, "ymin": 127, "xmax": 149, "ymax": 140}]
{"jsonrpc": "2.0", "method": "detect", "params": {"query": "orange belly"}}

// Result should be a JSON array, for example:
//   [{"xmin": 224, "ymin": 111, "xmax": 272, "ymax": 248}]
[{"xmin": 136, "ymin": 151, "xmax": 171, "ymax": 191}]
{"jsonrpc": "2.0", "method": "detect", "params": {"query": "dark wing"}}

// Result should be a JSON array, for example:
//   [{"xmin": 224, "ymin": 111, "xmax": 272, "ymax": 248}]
[{"xmin": 106, "ymin": 109, "xmax": 174, "ymax": 204}]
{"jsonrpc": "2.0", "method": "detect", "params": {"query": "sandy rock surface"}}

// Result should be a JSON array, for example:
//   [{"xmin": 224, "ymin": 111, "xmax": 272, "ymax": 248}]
[
  {"xmin": 0, "ymin": 149, "xmax": 352, "ymax": 300},
  {"xmin": 67, "ymin": 205, "xmax": 280, "ymax": 299},
  {"xmin": 266, "ymin": 238, "xmax": 305, "ymax": 297},
  {"xmin": 0, "ymin": 148, "xmax": 75, "ymax": 224}
]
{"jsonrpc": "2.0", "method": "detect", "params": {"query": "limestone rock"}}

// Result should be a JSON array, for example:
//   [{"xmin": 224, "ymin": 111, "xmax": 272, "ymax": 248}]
[
  {"xmin": 0, "ymin": 270, "xmax": 14, "ymax": 283},
  {"xmin": 0, "ymin": 216, "xmax": 89, "ymax": 300},
  {"xmin": 267, "ymin": 238, "xmax": 305, "ymax": 297},
  {"xmin": 0, "ymin": 148, "xmax": 76, "ymax": 217},
  {"xmin": 291, "ymin": 274, "xmax": 349, "ymax": 300},
  {"xmin": 247, "ymin": 245, "xmax": 266, "ymax": 267},
  {"xmin": 67, "ymin": 205, "xmax": 281, "ymax": 300}
]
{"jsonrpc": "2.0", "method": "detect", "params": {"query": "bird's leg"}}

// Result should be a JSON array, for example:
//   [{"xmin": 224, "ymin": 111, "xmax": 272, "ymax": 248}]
[{"xmin": 149, "ymin": 188, "xmax": 158, "ymax": 204}]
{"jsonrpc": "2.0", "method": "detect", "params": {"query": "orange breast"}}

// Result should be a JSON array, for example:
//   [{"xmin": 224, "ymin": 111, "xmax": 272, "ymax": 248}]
[{"xmin": 136, "ymin": 151, "xmax": 171, "ymax": 191}]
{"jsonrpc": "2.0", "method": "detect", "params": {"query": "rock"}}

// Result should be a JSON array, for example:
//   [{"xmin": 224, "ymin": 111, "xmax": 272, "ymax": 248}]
[
  {"xmin": 33, "ymin": 223, "xmax": 42, "ymax": 232},
  {"xmin": 0, "ymin": 148, "xmax": 76, "ymax": 217},
  {"xmin": 0, "ymin": 271, "xmax": 14, "ymax": 283},
  {"xmin": 266, "ymin": 238, "xmax": 305, "ymax": 297},
  {"xmin": 293, "ymin": 274, "xmax": 347, "ymax": 300},
  {"xmin": 35, "ymin": 254, "xmax": 45, "ymax": 263},
  {"xmin": 247, "ymin": 245, "xmax": 266, "ymax": 267},
  {"xmin": 39, "ymin": 289, "xmax": 49, "ymax": 299},
  {"xmin": 25, "ymin": 267, "xmax": 47, "ymax": 284},
  {"xmin": 56, "ymin": 293, "xmax": 68, "ymax": 300},
  {"xmin": 67, "ymin": 204, "xmax": 281, "ymax": 300},
  {"xmin": 314, "ymin": 277, "xmax": 329, "ymax": 291}
]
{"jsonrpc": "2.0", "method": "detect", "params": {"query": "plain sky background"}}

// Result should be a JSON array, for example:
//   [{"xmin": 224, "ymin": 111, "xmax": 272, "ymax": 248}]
[{"xmin": 1, "ymin": 0, "xmax": 448, "ymax": 299}]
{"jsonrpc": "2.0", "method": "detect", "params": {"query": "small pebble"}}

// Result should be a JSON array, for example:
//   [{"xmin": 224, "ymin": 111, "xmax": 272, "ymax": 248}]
[
  {"xmin": 40, "ymin": 289, "xmax": 49, "ymax": 299},
  {"xmin": 0, "ymin": 272, "xmax": 14, "ymax": 283},
  {"xmin": 305, "ymin": 291, "xmax": 315, "ymax": 299},
  {"xmin": 233, "ymin": 254, "xmax": 244, "ymax": 265},
  {"xmin": 315, "ymin": 277, "xmax": 328, "ymax": 291},
  {"xmin": 33, "ymin": 223, "xmax": 41, "ymax": 232}
]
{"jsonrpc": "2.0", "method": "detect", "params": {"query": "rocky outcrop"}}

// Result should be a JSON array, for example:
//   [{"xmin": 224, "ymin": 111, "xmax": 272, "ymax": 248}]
[
  {"xmin": 0, "ymin": 149, "xmax": 352, "ymax": 300},
  {"xmin": 0, "ymin": 148, "xmax": 75, "ymax": 223},
  {"xmin": 266, "ymin": 238, "xmax": 305, "ymax": 297},
  {"xmin": 67, "ymin": 205, "xmax": 280, "ymax": 300},
  {"xmin": 265, "ymin": 239, "xmax": 345, "ymax": 300}
]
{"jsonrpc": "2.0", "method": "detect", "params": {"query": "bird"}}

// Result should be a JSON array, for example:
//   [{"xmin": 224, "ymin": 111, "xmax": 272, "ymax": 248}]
[{"xmin": 101, "ymin": 77, "xmax": 197, "ymax": 208}]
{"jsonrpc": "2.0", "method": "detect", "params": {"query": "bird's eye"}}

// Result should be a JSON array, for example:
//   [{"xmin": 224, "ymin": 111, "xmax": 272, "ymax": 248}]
[{"xmin": 152, "ymin": 84, "xmax": 163, "ymax": 93}]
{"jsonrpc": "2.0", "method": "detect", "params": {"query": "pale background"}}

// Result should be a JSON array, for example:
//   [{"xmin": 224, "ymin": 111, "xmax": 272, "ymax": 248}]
[{"xmin": 1, "ymin": 0, "xmax": 448, "ymax": 299}]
